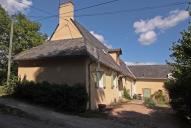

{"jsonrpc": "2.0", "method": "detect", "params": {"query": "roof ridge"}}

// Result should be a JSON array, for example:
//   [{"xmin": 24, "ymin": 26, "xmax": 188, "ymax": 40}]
[{"xmin": 72, "ymin": 19, "xmax": 108, "ymax": 50}]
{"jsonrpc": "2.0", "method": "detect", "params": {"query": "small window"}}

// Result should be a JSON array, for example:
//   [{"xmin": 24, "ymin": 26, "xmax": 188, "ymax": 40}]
[
  {"xmin": 111, "ymin": 72, "xmax": 118, "ymax": 88},
  {"xmin": 96, "ymin": 72, "xmax": 105, "ymax": 89}
]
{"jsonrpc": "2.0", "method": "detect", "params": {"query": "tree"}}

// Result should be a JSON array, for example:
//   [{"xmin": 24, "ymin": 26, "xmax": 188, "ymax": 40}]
[
  {"xmin": 165, "ymin": 22, "xmax": 191, "ymax": 120},
  {"xmin": 0, "ymin": 6, "xmax": 47, "ymax": 85}
]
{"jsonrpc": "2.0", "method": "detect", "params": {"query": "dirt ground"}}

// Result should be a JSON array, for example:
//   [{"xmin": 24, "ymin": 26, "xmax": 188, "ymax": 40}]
[
  {"xmin": 0, "ymin": 98, "xmax": 190, "ymax": 128},
  {"xmin": 108, "ymin": 101, "xmax": 190, "ymax": 128}
]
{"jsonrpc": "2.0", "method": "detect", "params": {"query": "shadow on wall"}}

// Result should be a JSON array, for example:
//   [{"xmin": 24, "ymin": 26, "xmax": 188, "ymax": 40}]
[
  {"xmin": 19, "ymin": 58, "xmax": 87, "ymax": 86},
  {"xmin": 38, "ymin": 58, "xmax": 87, "ymax": 86},
  {"xmin": 110, "ymin": 106, "xmax": 190, "ymax": 128}
]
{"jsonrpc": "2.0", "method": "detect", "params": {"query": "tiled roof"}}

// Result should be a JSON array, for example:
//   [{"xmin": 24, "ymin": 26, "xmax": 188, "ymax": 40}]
[
  {"xmin": 14, "ymin": 38, "xmax": 87, "ymax": 61},
  {"xmin": 119, "ymin": 60, "xmax": 136, "ymax": 79},
  {"xmin": 108, "ymin": 48, "xmax": 122, "ymax": 55},
  {"xmin": 128, "ymin": 65, "xmax": 172, "ymax": 79},
  {"xmin": 15, "ymin": 19, "xmax": 134, "ymax": 78}
]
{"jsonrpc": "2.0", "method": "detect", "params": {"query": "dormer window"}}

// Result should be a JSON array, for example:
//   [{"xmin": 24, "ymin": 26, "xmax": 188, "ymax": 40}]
[{"xmin": 108, "ymin": 48, "xmax": 122, "ymax": 65}]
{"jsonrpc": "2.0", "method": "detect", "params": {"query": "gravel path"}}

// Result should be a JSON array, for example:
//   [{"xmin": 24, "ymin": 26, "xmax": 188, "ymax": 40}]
[
  {"xmin": 0, "ymin": 98, "xmax": 190, "ymax": 128},
  {"xmin": 109, "ymin": 102, "xmax": 190, "ymax": 128},
  {"xmin": 0, "ymin": 98, "xmax": 127, "ymax": 128},
  {"xmin": 0, "ymin": 115, "xmax": 69, "ymax": 128}
]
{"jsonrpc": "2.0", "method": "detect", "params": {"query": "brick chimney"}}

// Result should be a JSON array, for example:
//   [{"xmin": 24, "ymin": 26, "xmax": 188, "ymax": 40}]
[{"xmin": 59, "ymin": 0, "xmax": 74, "ymax": 24}]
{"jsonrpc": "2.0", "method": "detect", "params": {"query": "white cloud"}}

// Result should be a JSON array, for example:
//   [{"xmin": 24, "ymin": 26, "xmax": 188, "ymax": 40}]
[
  {"xmin": 0, "ymin": 0, "xmax": 32, "ymax": 15},
  {"xmin": 138, "ymin": 31, "xmax": 157, "ymax": 45},
  {"xmin": 90, "ymin": 31, "xmax": 112, "ymax": 48},
  {"xmin": 125, "ymin": 61, "xmax": 157, "ymax": 65},
  {"xmin": 134, "ymin": 10, "xmax": 189, "ymax": 45}
]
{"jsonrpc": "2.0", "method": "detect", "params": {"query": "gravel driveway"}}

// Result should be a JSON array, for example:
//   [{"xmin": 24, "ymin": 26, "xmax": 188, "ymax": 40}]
[
  {"xmin": 109, "ymin": 101, "xmax": 190, "ymax": 128},
  {"xmin": 0, "ymin": 98, "xmax": 190, "ymax": 128},
  {"xmin": 0, "ymin": 98, "xmax": 127, "ymax": 128}
]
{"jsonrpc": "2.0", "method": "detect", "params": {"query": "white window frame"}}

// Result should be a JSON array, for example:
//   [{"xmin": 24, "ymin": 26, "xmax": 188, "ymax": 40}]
[
  {"xmin": 112, "ymin": 72, "xmax": 118, "ymax": 88},
  {"xmin": 96, "ymin": 72, "xmax": 104, "ymax": 88}
]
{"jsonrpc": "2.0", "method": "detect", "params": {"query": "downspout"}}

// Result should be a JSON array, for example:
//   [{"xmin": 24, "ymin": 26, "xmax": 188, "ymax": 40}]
[{"xmin": 88, "ymin": 61, "xmax": 94, "ymax": 110}]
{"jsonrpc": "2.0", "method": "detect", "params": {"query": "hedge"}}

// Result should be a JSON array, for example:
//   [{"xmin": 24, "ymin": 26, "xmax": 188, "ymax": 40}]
[{"xmin": 12, "ymin": 81, "xmax": 88, "ymax": 113}]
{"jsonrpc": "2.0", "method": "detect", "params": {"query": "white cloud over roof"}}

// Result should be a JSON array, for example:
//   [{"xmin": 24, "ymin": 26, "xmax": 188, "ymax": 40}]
[
  {"xmin": 90, "ymin": 31, "xmax": 112, "ymax": 48},
  {"xmin": 134, "ymin": 10, "xmax": 189, "ymax": 45}
]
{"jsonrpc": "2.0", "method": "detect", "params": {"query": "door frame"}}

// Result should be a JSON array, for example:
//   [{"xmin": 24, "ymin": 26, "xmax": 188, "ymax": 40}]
[{"xmin": 142, "ymin": 88, "xmax": 151, "ymax": 98}]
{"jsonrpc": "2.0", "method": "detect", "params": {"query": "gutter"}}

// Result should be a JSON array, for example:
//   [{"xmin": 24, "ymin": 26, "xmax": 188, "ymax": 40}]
[{"xmin": 136, "ymin": 77, "xmax": 167, "ymax": 80}]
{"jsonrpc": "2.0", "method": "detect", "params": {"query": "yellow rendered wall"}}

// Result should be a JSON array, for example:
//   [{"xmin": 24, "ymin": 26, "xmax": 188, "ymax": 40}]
[
  {"xmin": 59, "ymin": 2, "xmax": 74, "ymax": 22},
  {"xmin": 135, "ymin": 79, "xmax": 166, "ymax": 95},
  {"xmin": 89, "ymin": 63, "xmax": 134, "ymax": 109},
  {"xmin": 50, "ymin": 2, "xmax": 82, "ymax": 41},
  {"xmin": 50, "ymin": 19, "xmax": 83, "ymax": 41},
  {"xmin": 109, "ymin": 53, "xmax": 120, "ymax": 65},
  {"xmin": 123, "ymin": 77, "xmax": 134, "ymax": 97},
  {"xmin": 18, "ymin": 59, "xmax": 86, "ymax": 85}
]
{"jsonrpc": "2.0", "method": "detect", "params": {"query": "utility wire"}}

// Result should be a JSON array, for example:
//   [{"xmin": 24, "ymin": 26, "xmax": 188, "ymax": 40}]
[
  {"xmin": 34, "ymin": 1, "xmax": 186, "ymax": 21},
  {"xmin": 34, "ymin": 0, "xmax": 121, "ymax": 21},
  {"xmin": 74, "ymin": 1, "xmax": 187, "ymax": 18},
  {"xmin": 73, "ymin": 0, "xmax": 121, "ymax": 12},
  {"xmin": 0, "ymin": 1, "xmax": 187, "ymax": 22}
]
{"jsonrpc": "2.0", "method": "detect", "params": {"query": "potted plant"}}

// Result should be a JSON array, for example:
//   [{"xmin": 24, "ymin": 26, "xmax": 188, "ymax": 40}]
[{"xmin": 98, "ymin": 104, "xmax": 106, "ymax": 112}]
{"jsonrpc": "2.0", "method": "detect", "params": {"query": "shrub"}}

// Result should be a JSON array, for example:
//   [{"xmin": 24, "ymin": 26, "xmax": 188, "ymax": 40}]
[
  {"xmin": 165, "ymin": 79, "xmax": 191, "ymax": 120},
  {"xmin": 0, "ymin": 76, "xmax": 19, "ymax": 96},
  {"xmin": 133, "ymin": 94, "xmax": 142, "ymax": 100},
  {"xmin": 144, "ymin": 98, "xmax": 156, "ymax": 108},
  {"xmin": 3, "ymin": 76, "xmax": 19, "ymax": 95},
  {"xmin": 12, "ymin": 81, "xmax": 88, "ymax": 113},
  {"xmin": 151, "ymin": 90, "xmax": 168, "ymax": 105},
  {"xmin": 133, "ymin": 94, "xmax": 138, "ymax": 99},
  {"xmin": 123, "ymin": 88, "xmax": 132, "ymax": 100},
  {"xmin": 0, "ymin": 86, "xmax": 5, "ymax": 96}
]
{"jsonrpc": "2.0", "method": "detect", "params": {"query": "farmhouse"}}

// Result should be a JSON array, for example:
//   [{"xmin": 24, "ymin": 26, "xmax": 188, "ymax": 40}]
[{"xmin": 15, "ymin": 1, "xmax": 171, "ymax": 109}]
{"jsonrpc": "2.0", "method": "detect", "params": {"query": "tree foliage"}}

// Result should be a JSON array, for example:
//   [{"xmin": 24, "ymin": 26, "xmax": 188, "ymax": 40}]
[
  {"xmin": 165, "ymin": 22, "xmax": 191, "ymax": 120},
  {"xmin": 0, "ymin": 6, "xmax": 47, "ymax": 85}
]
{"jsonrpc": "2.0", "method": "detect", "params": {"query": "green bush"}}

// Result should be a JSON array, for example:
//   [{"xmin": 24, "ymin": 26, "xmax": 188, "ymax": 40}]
[
  {"xmin": 0, "ymin": 86, "xmax": 5, "ymax": 96},
  {"xmin": 133, "ymin": 94, "xmax": 142, "ymax": 100},
  {"xmin": 123, "ymin": 88, "xmax": 132, "ymax": 100},
  {"xmin": 165, "ymin": 79, "xmax": 191, "ymax": 120},
  {"xmin": 3, "ymin": 76, "xmax": 19, "ymax": 95},
  {"xmin": 151, "ymin": 90, "xmax": 168, "ymax": 105},
  {"xmin": 144, "ymin": 98, "xmax": 156, "ymax": 108},
  {"xmin": 12, "ymin": 81, "xmax": 88, "ymax": 113}
]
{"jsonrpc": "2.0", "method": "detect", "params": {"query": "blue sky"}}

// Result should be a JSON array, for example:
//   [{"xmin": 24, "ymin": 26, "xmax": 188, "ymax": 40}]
[{"xmin": 1, "ymin": 0, "xmax": 190, "ymax": 64}]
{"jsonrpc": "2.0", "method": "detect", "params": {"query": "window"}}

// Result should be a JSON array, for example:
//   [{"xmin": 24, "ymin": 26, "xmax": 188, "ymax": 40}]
[
  {"xmin": 96, "ymin": 72, "xmax": 105, "ymax": 89},
  {"xmin": 118, "ymin": 78, "xmax": 123, "ymax": 90},
  {"xmin": 112, "ymin": 72, "xmax": 118, "ymax": 88}
]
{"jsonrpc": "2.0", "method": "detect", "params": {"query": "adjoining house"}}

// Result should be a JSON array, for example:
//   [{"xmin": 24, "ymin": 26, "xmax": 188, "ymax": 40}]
[
  {"xmin": 128, "ymin": 65, "xmax": 172, "ymax": 98},
  {"xmin": 14, "ymin": 1, "xmax": 171, "ymax": 110}
]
